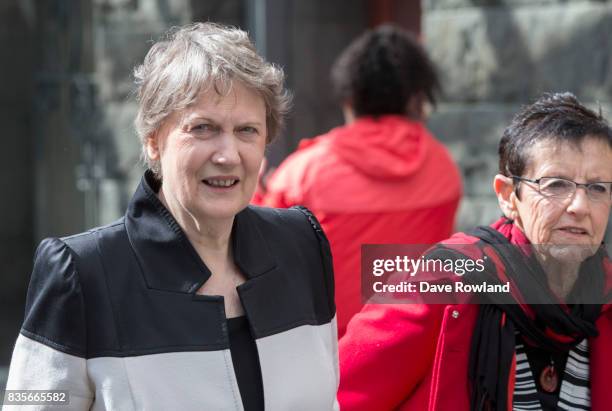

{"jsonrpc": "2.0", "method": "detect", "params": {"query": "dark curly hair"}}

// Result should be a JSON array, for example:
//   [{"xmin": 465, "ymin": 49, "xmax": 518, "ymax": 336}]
[
  {"xmin": 498, "ymin": 92, "xmax": 612, "ymax": 181},
  {"xmin": 330, "ymin": 24, "xmax": 440, "ymax": 117}
]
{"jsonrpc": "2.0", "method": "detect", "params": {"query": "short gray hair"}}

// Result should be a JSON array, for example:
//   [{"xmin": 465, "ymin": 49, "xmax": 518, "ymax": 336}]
[{"xmin": 134, "ymin": 22, "xmax": 291, "ymax": 173}]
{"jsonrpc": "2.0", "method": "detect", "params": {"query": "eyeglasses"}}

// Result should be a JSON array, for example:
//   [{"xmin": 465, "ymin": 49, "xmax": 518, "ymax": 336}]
[{"xmin": 512, "ymin": 176, "xmax": 612, "ymax": 203}]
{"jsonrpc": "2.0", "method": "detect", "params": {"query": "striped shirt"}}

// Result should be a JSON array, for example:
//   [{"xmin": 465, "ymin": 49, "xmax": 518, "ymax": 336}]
[{"xmin": 513, "ymin": 337, "xmax": 590, "ymax": 411}]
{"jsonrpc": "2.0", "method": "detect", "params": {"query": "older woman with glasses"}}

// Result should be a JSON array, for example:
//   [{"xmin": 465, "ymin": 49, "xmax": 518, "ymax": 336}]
[
  {"xmin": 338, "ymin": 92, "xmax": 612, "ymax": 411},
  {"xmin": 5, "ymin": 23, "xmax": 339, "ymax": 411}
]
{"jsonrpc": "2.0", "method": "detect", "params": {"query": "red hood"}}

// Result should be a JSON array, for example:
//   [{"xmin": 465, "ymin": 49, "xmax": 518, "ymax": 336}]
[{"xmin": 298, "ymin": 115, "xmax": 429, "ymax": 179}]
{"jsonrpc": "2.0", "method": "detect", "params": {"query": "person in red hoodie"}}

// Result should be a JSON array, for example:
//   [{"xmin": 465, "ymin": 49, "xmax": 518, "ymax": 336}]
[
  {"xmin": 339, "ymin": 92, "xmax": 612, "ymax": 410},
  {"xmin": 255, "ymin": 24, "xmax": 462, "ymax": 337}
]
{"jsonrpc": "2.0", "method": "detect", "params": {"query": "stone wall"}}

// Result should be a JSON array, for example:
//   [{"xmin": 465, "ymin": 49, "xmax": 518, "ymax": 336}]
[{"xmin": 423, "ymin": 0, "xmax": 612, "ymax": 233}]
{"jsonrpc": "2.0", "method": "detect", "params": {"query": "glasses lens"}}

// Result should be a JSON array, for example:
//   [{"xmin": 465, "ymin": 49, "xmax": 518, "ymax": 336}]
[
  {"xmin": 587, "ymin": 183, "xmax": 612, "ymax": 202},
  {"xmin": 539, "ymin": 178, "xmax": 574, "ymax": 198}
]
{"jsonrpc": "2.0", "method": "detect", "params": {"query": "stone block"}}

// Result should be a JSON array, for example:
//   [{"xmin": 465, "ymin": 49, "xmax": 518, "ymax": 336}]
[
  {"xmin": 103, "ymin": 101, "xmax": 141, "ymax": 170},
  {"xmin": 428, "ymin": 103, "xmax": 518, "ymax": 195},
  {"xmin": 424, "ymin": 2, "xmax": 612, "ymax": 103},
  {"xmin": 94, "ymin": 0, "xmax": 249, "ymax": 102},
  {"xmin": 455, "ymin": 196, "xmax": 501, "ymax": 231},
  {"xmin": 95, "ymin": 20, "xmax": 168, "ymax": 101},
  {"xmin": 103, "ymin": 0, "xmax": 191, "ymax": 24},
  {"xmin": 98, "ymin": 178, "xmax": 124, "ymax": 225},
  {"xmin": 100, "ymin": 101, "xmax": 145, "ymax": 217},
  {"xmin": 428, "ymin": 103, "xmax": 518, "ymax": 145},
  {"xmin": 424, "ymin": 0, "xmax": 579, "ymax": 10}
]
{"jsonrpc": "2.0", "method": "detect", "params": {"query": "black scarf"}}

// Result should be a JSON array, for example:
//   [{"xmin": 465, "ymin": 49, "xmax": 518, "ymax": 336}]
[{"xmin": 426, "ymin": 224, "xmax": 607, "ymax": 411}]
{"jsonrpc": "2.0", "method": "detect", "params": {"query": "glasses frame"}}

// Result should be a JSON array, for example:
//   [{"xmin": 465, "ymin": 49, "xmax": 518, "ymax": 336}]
[{"xmin": 511, "ymin": 175, "xmax": 612, "ymax": 203}]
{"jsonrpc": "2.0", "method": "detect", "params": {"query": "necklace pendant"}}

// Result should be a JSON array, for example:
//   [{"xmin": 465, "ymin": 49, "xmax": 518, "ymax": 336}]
[{"xmin": 539, "ymin": 364, "xmax": 558, "ymax": 393}]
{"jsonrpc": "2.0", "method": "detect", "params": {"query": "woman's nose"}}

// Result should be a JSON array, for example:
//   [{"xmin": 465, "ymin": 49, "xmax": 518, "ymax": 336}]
[
  {"xmin": 566, "ymin": 186, "xmax": 590, "ymax": 216},
  {"xmin": 212, "ymin": 134, "xmax": 240, "ymax": 166}
]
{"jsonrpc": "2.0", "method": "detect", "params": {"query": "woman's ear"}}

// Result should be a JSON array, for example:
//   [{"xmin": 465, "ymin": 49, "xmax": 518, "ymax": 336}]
[
  {"xmin": 146, "ymin": 132, "xmax": 161, "ymax": 161},
  {"xmin": 493, "ymin": 174, "xmax": 518, "ymax": 220}
]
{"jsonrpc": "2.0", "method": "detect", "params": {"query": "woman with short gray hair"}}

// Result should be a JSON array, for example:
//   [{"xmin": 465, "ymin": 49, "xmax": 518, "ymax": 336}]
[
  {"xmin": 6, "ymin": 22, "xmax": 339, "ymax": 411},
  {"xmin": 134, "ymin": 22, "xmax": 290, "ymax": 173}
]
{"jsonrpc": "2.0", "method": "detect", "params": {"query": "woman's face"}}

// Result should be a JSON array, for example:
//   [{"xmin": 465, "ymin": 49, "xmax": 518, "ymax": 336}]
[
  {"xmin": 512, "ymin": 137, "xmax": 612, "ymax": 261},
  {"xmin": 148, "ymin": 81, "xmax": 267, "ymax": 224}
]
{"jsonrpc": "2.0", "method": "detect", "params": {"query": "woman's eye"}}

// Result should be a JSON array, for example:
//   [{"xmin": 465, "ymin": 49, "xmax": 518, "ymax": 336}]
[
  {"xmin": 542, "ymin": 179, "xmax": 571, "ymax": 190},
  {"xmin": 547, "ymin": 180, "xmax": 567, "ymax": 189},
  {"xmin": 191, "ymin": 124, "xmax": 215, "ymax": 133},
  {"xmin": 589, "ymin": 183, "xmax": 609, "ymax": 194},
  {"xmin": 239, "ymin": 126, "xmax": 258, "ymax": 134}
]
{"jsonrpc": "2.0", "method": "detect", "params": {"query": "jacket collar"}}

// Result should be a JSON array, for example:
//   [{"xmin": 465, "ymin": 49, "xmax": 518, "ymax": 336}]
[{"xmin": 125, "ymin": 170, "xmax": 276, "ymax": 293}]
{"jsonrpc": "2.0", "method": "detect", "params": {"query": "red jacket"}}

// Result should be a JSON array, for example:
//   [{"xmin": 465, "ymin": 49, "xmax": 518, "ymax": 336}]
[
  {"xmin": 338, "ymin": 221, "xmax": 612, "ymax": 411},
  {"xmin": 255, "ymin": 116, "xmax": 462, "ymax": 336}
]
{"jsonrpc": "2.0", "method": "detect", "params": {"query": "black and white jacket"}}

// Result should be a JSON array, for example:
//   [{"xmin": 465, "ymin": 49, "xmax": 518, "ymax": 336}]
[{"xmin": 5, "ymin": 172, "xmax": 339, "ymax": 410}]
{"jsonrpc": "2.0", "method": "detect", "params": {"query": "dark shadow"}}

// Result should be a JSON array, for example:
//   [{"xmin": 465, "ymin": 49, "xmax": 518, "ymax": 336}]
[{"xmin": 0, "ymin": 0, "xmax": 36, "ymax": 372}]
